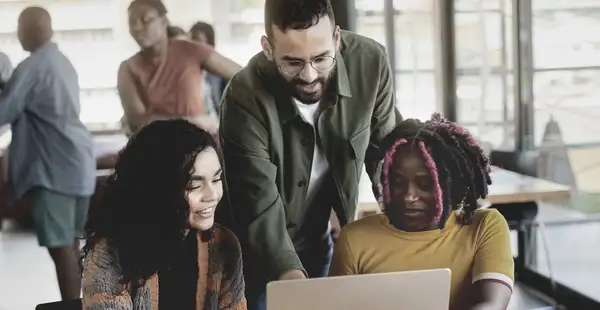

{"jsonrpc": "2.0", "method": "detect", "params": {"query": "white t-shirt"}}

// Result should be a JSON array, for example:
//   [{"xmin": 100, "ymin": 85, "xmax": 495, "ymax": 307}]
[{"xmin": 293, "ymin": 99, "xmax": 330, "ymax": 208}]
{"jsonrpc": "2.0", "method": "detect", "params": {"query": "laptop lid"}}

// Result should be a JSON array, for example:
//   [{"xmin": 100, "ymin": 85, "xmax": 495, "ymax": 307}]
[{"xmin": 267, "ymin": 268, "xmax": 451, "ymax": 310}]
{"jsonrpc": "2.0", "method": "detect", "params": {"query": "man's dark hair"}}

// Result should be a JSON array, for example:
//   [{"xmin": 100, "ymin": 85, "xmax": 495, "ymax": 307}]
[
  {"xmin": 264, "ymin": 0, "xmax": 335, "ymax": 38},
  {"xmin": 190, "ymin": 21, "xmax": 215, "ymax": 47},
  {"xmin": 166, "ymin": 25, "xmax": 185, "ymax": 38},
  {"xmin": 376, "ymin": 113, "xmax": 492, "ymax": 227}
]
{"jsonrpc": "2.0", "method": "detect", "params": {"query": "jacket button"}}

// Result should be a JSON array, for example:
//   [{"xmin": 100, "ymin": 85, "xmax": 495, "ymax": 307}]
[{"xmin": 297, "ymin": 179, "xmax": 307, "ymax": 187}]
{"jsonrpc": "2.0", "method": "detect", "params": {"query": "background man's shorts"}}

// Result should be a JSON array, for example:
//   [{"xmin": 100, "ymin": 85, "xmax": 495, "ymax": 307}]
[{"xmin": 26, "ymin": 187, "xmax": 90, "ymax": 248}]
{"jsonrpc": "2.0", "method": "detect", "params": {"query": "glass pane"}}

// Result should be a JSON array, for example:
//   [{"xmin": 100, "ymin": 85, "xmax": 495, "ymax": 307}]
[
  {"xmin": 455, "ymin": 12, "xmax": 509, "ymax": 69},
  {"xmin": 355, "ymin": 0, "xmax": 386, "ymax": 47},
  {"xmin": 532, "ymin": 1, "xmax": 600, "ymax": 150},
  {"xmin": 533, "ymin": 6, "xmax": 600, "ymax": 68},
  {"xmin": 455, "ymin": 0, "xmax": 515, "ymax": 150},
  {"xmin": 211, "ymin": 0, "xmax": 264, "ymax": 65},
  {"xmin": 357, "ymin": 0, "xmax": 435, "ymax": 71},
  {"xmin": 534, "ymin": 69, "xmax": 600, "ymax": 145},
  {"xmin": 455, "ymin": 0, "xmax": 502, "ymax": 11},
  {"xmin": 457, "ymin": 74, "xmax": 515, "ymax": 149},
  {"xmin": 394, "ymin": 1, "xmax": 435, "ymax": 71},
  {"xmin": 528, "ymin": 220, "xmax": 600, "ymax": 301},
  {"xmin": 395, "ymin": 73, "xmax": 437, "ymax": 119}
]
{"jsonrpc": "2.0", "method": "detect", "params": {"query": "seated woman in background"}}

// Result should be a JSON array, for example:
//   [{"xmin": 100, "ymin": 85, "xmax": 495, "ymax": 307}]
[
  {"xmin": 81, "ymin": 120, "xmax": 246, "ymax": 310},
  {"xmin": 120, "ymin": 0, "xmax": 241, "ymax": 135},
  {"xmin": 190, "ymin": 21, "xmax": 227, "ymax": 116},
  {"xmin": 330, "ymin": 114, "xmax": 513, "ymax": 310}
]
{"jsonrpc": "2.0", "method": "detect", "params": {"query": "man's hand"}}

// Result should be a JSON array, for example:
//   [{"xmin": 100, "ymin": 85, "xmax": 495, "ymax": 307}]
[
  {"xmin": 330, "ymin": 209, "xmax": 341, "ymax": 241},
  {"xmin": 279, "ymin": 269, "xmax": 306, "ymax": 281}
]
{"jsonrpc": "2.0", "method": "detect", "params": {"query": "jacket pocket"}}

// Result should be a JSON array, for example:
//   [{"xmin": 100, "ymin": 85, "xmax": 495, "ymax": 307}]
[{"xmin": 349, "ymin": 125, "xmax": 370, "ymax": 178}]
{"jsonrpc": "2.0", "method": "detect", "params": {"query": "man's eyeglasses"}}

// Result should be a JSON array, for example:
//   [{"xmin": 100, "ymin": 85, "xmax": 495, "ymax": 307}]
[{"xmin": 278, "ymin": 55, "xmax": 336, "ymax": 77}]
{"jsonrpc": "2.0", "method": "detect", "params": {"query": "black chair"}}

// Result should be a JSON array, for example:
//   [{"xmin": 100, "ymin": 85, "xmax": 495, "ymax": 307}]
[{"xmin": 35, "ymin": 298, "xmax": 82, "ymax": 310}]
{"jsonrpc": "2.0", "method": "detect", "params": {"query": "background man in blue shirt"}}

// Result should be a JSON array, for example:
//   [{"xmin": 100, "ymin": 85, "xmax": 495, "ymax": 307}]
[{"xmin": 0, "ymin": 7, "xmax": 95, "ymax": 300}]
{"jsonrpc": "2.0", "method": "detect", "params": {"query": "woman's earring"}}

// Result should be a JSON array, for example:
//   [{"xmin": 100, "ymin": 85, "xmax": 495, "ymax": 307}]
[{"xmin": 455, "ymin": 196, "xmax": 467, "ymax": 216}]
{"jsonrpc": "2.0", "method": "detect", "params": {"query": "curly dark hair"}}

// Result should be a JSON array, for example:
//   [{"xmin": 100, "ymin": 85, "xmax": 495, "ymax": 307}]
[
  {"xmin": 166, "ymin": 25, "xmax": 186, "ymax": 38},
  {"xmin": 190, "ymin": 21, "xmax": 215, "ymax": 47},
  {"xmin": 375, "ymin": 113, "xmax": 492, "ymax": 227},
  {"xmin": 264, "ymin": 0, "xmax": 335, "ymax": 38},
  {"xmin": 81, "ymin": 119, "xmax": 220, "ymax": 287}
]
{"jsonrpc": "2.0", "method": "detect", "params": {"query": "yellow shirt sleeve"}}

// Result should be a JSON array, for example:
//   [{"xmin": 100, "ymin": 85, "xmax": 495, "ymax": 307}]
[
  {"xmin": 472, "ymin": 209, "xmax": 515, "ymax": 288},
  {"xmin": 329, "ymin": 228, "xmax": 358, "ymax": 276}
]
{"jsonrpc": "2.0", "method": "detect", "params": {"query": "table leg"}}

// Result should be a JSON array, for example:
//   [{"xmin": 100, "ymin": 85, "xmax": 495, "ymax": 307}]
[
  {"xmin": 490, "ymin": 202, "xmax": 538, "ymax": 272},
  {"xmin": 517, "ymin": 221, "xmax": 538, "ymax": 270}
]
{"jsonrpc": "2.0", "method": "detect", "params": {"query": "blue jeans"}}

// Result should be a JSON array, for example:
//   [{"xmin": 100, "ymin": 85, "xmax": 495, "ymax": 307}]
[{"xmin": 249, "ymin": 235, "xmax": 334, "ymax": 310}]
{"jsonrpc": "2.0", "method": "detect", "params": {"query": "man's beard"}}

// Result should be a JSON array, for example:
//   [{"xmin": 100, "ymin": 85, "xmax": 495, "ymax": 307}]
[{"xmin": 278, "ymin": 66, "xmax": 336, "ymax": 104}]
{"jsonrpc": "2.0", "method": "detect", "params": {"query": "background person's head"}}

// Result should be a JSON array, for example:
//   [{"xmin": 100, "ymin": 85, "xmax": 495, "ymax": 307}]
[
  {"xmin": 128, "ymin": 0, "xmax": 169, "ymax": 49},
  {"xmin": 82, "ymin": 119, "xmax": 223, "ymax": 286},
  {"xmin": 376, "ymin": 114, "xmax": 492, "ymax": 232},
  {"xmin": 190, "ymin": 21, "xmax": 215, "ymax": 47},
  {"xmin": 18, "ymin": 6, "xmax": 53, "ymax": 52},
  {"xmin": 166, "ymin": 25, "xmax": 187, "ymax": 40},
  {"xmin": 262, "ymin": 0, "xmax": 340, "ymax": 104}
]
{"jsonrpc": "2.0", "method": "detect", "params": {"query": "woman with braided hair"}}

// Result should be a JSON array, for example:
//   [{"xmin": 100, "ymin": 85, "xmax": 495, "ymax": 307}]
[{"xmin": 330, "ymin": 114, "xmax": 513, "ymax": 310}]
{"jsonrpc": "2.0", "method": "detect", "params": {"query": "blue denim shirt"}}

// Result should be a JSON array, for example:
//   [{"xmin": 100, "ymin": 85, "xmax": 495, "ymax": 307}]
[
  {"xmin": 206, "ymin": 73, "xmax": 225, "ymax": 115},
  {"xmin": 0, "ymin": 42, "xmax": 95, "ymax": 198}
]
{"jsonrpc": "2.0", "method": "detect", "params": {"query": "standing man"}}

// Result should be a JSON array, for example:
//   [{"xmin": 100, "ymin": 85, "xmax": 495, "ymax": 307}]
[
  {"xmin": 0, "ymin": 7, "xmax": 95, "ymax": 300},
  {"xmin": 219, "ymin": 0, "xmax": 402, "ymax": 309}
]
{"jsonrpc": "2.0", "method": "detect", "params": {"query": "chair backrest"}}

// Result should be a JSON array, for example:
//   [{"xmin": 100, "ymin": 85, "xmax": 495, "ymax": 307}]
[{"xmin": 35, "ymin": 298, "xmax": 82, "ymax": 310}]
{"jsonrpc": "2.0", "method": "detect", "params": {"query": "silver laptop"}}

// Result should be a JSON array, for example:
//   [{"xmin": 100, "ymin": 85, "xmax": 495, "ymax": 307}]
[{"xmin": 267, "ymin": 268, "xmax": 451, "ymax": 310}]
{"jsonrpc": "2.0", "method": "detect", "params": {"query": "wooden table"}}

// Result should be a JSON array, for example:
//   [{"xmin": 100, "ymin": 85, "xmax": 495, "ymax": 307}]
[{"xmin": 356, "ymin": 167, "xmax": 571, "ymax": 218}]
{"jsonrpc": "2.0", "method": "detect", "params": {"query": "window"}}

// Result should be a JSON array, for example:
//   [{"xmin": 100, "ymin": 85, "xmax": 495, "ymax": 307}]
[
  {"xmin": 356, "ymin": 0, "xmax": 437, "ymax": 119},
  {"xmin": 209, "ymin": 0, "xmax": 264, "ymax": 65},
  {"xmin": 454, "ymin": 0, "xmax": 515, "ymax": 150},
  {"xmin": 532, "ymin": 1, "xmax": 600, "ymax": 146},
  {"xmin": 0, "ymin": 0, "xmax": 266, "ymax": 129}
]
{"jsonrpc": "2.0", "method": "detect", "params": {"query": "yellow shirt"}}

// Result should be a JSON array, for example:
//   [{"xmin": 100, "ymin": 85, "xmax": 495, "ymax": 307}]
[{"xmin": 330, "ymin": 209, "xmax": 514, "ymax": 309}]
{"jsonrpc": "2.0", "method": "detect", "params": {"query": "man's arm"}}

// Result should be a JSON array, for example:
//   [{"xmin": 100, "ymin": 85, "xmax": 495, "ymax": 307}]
[
  {"xmin": 220, "ymin": 92, "xmax": 305, "ymax": 280},
  {"xmin": 204, "ymin": 52, "xmax": 242, "ymax": 80},
  {"xmin": 0, "ymin": 61, "xmax": 35, "ymax": 125},
  {"xmin": 364, "ymin": 48, "xmax": 403, "ymax": 200},
  {"xmin": 189, "ymin": 41, "xmax": 242, "ymax": 80}
]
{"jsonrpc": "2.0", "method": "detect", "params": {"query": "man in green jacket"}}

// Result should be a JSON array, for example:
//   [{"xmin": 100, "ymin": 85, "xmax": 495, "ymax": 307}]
[{"xmin": 219, "ymin": 0, "xmax": 402, "ymax": 308}]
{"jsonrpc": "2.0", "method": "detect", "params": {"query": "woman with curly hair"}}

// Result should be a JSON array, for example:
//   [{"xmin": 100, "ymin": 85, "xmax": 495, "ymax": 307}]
[
  {"xmin": 81, "ymin": 119, "xmax": 246, "ymax": 309},
  {"xmin": 330, "ymin": 114, "xmax": 513, "ymax": 310}
]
